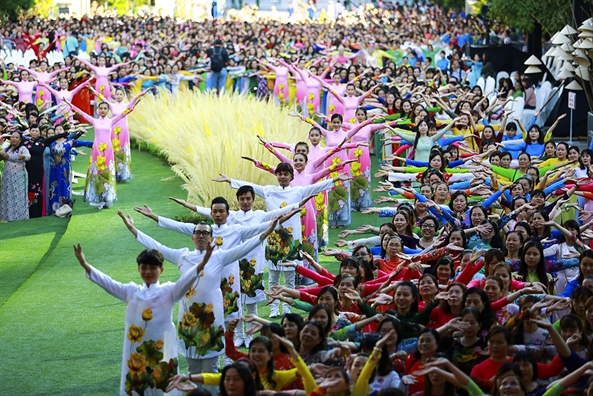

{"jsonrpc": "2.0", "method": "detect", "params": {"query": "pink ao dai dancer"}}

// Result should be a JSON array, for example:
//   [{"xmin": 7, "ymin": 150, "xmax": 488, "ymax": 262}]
[
  {"xmin": 79, "ymin": 58, "xmax": 129, "ymax": 99},
  {"xmin": 262, "ymin": 60, "xmax": 290, "ymax": 105},
  {"xmin": 20, "ymin": 66, "xmax": 67, "ymax": 110},
  {"xmin": 279, "ymin": 60, "xmax": 307, "ymax": 111},
  {"xmin": 65, "ymin": 100, "xmax": 140, "ymax": 208},
  {"xmin": 100, "ymin": 88, "xmax": 147, "ymax": 183},
  {"xmin": 328, "ymin": 84, "xmax": 374, "ymax": 124},
  {"xmin": 1, "ymin": 76, "xmax": 37, "ymax": 103}
]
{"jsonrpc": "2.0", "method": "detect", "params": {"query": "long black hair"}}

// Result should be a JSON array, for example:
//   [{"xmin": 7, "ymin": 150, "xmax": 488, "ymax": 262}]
[
  {"xmin": 393, "ymin": 280, "xmax": 420, "ymax": 315},
  {"xmin": 518, "ymin": 239, "xmax": 548, "ymax": 289},
  {"xmin": 220, "ymin": 363, "xmax": 258, "ymax": 396},
  {"xmin": 462, "ymin": 287, "xmax": 497, "ymax": 333},
  {"xmin": 247, "ymin": 337, "xmax": 275, "ymax": 389},
  {"xmin": 308, "ymin": 304, "xmax": 333, "ymax": 335}
]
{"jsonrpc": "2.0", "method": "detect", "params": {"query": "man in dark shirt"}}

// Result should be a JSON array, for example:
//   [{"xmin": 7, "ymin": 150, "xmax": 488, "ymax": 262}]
[{"xmin": 206, "ymin": 39, "xmax": 229, "ymax": 94}]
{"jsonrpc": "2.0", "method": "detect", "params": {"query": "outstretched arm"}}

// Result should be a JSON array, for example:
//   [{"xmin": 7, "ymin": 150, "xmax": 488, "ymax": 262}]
[
  {"xmin": 70, "ymin": 80, "xmax": 92, "ymax": 96},
  {"xmin": 64, "ymin": 99, "xmax": 96, "ymax": 125}
]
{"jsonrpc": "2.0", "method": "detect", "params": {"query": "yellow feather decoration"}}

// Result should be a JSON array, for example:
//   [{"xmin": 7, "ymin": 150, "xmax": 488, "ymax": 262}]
[{"xmin": 128, "ymin": 89, "xmax": 310, "ymax": 210}]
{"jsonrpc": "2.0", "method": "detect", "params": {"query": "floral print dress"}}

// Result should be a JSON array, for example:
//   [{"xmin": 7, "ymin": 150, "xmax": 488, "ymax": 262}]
[
  {"xmin": 85, "ymin": 264, "xmax": 201, "ymax": 396},
  {"xmin": 156, "ymin": 217, "xmax": 269, "ymax": 320},
  {"xmin": 135, "ymin": 229, "xmax": 265, "ymax": 361},
  {"xmin": 0, "ymin": 145, "xmax": 30, "ymax": 221},
  {"xmin": 48, "ymin": 138, "xmax": 93, "ymax": 214}
]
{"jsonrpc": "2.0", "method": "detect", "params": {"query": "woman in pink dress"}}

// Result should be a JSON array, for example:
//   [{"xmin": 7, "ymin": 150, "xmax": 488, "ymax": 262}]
[
  {"xmin": 91, "ymin": 87, "xmax": 148, "ymax": 183},
  {"xmin": 1, "ymin": 70, "xmax": 38, "ymax": 103},
  {"xmin": 38, "ymin": 78, "xmax": 91, "ymax": 106},
  {"xmin": 78, "ymin": 56, "xmax": 129, "ymax": 99},
  {"xmin": 278, "ymin": 59, "xmax": 307, "ymax": 112},
  {"xmin": 261, "ymin": 59, "xmax": 289, "ymax": 105},
  {"xmin": 327, "ymin": 83, "xmax": 374, "ymax": 124},
  {"xmin": 343, "ymin": 107, "xmax": 393, "ymax": 211},
  {"xmin": 20, "ymin": 63, "xmax": 67, "ymax": 110},
  {"xmin": 63, "ymin": 98, "xmax": 142, "ymax": 208}
]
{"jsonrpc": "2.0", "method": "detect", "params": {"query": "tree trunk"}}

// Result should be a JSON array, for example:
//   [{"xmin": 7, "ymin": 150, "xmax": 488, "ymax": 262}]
[{"xmin": 527, "ymin": 22, "xmax": 542, "ymax": 57}]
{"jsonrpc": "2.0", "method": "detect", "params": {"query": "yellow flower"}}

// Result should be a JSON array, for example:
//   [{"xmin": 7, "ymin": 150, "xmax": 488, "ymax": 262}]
[
  {"xmin": 300, "ymin": 207, "xmax": 307, "ymax": 216},
  {"xmin": 112, "ymin": 138, "xmax": 121, "ymax": 150},
  {"xmin": 142, "ymin": 308, "xmax": 153, "ymax": 321},
  {"xmin": 279, "ymin": 84, "xmax": 285, "ymax": 90},
  {"xmin": 250, "ymin": 259, "xmax": 256, "ymax": 267},
  {"xmin": 38, "ymin": 91, "xmax": 45, "ymax": 97},
  {"xmin": 244, "ymin": 279, "xmax": 252, "ymax": 289},
  {"xmin": 205, "ymin": 303, "xmax": 214, "ymax": 313},
  {"xmin": 127, "ymin": 324, "xmax": 145, "ymax": 344},
  {"xmin": 329, "ymin": 104, "xmax": 335, "ymax": 112},
  {"xmin": 201, "ymin": 332, "xmax": 210, "ymax": 344},
  {"xmin": 315, "ymin": 193, "xmax": 325, "ymax": 206},
  {"xmin": 229, "ymin": 275, "xmax": 235, "ymax": 285},
  {"xmin": 309, "ymin": 93, "xmax": 315, "ymax": 100},
  {"xmin": 287, "ymin": 226, "xmax": 294, "ymax": 233},
  {"xmin": 155, "ymin": 340, "xmax": 164, "ymax": 350},
  {"xmin": 283, "ymin": 247, "xmax": 290, "ymax": 254},
  {"xmin": 127, "ymin": 353, "xmax": 148, "ymax": 377},
  {"xmin": 280, "ymin": 201, "xmax": 287, "ymax": 208},
  {"xmin": 332, "ymin": 157, "xmax": 342, "ymax": 165},
  {"xmin": 114, "ymin": 126, "xmax": 122, "ymax": 135},
  {"xmin": 349, "ymin": 117, "xmax": 357, "ymax": 124},
  {"xmin": 215, "ymin": 236, "xmax": 223, "ymax": 246},
  {"xmin": 100, "ymin": 85, "xmax": 106, "ymax": 92},
  {"xmin": 98, "ymin": 143, "xmax": 108, "ymax": 152},
  {"xmin": 152, "ymin": 366, "xmax": 162, "ymax": 380},
  {"xmin": 181, "ymin": 312, "xmax": 198, "ymax": 328},
  {"xmin": 96, "ymin": 155, "xmax": 107, "ymax": 170},
  {"xmin": 185, "ymin": 286, "xmax": 196, "ymax": 299},
  {"xmin": 223, "ymin": 299, "xmax": 229, "ymax": 309},
  {"xmin": 354, "ymin": 148, "xmax": 363, "ymax": 158}
]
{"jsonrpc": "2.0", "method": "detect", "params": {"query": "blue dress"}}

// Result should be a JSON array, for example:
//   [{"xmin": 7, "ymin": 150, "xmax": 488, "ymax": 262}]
[{"xmin": 48, "ymin": 138, "xmax": 93, "ymax": 214}]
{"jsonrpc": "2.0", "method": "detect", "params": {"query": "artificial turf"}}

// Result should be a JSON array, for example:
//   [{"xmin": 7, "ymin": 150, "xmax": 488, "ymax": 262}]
[{"xmin": 0, "ymin": 131, "xmax": 387, "ymax": 395}]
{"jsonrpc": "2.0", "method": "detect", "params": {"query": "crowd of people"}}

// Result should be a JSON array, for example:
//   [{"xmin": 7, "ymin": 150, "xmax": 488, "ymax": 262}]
[{"xmin": 3, "ymin": 3, "xmax": 593, "ymax": 396}]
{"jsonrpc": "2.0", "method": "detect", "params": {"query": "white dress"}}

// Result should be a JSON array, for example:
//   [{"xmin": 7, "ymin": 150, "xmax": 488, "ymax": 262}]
[
  {"xmin": 135, "ymin": 231, "xmax": 263, "ymax": 360},
  {"xmin": 86, "ymin": 264, "xmax": 201, "ymax": 396},
  {"xmin": 229, "ymin": 178, "xmax": 335, "ymax": 272},
  {"xmin": 156, "ymin": 217, "xmax": 270, "ymax": 320},
  {"xmin": 192, "ymin": 206, "xmax": 296, "ymax": 304}
]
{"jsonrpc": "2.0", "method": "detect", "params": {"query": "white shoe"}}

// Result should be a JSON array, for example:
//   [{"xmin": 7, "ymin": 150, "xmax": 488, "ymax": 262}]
[
  {"xmin": 244, "ymin": 335, "xmax": 253, "ymax": 348},
  {"xmin": 233, "ymin": 333, "xmax": 244, "ymax": 348},
  {"xmin": 269, "ymin": 306, "xmax": 280, "ymax": 318},
  {"xmin": 283, "ymin": 305, "xmax": 291, "ymax": 315}
]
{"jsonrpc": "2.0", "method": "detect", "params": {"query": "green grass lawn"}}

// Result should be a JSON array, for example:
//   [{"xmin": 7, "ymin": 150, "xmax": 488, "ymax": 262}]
[{"xmin": 0, "ymin": 133, "xmax": 388, "ymax": 395}]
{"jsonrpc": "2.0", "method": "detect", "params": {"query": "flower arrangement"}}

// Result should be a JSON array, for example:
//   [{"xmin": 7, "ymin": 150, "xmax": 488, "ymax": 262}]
[
  {"xmin": 265, "ymin": 226, "xmax": 302, "ymax": 265},
  {"xmin": 125, "ymin": 308, "xmax": 178, "ymax": 395},
  {"xmin": 239, "ymin": 258, "xmax": 264, "ymax": 297}
]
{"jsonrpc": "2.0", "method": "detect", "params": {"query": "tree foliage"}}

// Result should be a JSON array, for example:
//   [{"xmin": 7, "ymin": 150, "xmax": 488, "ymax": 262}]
[
  {"xmin": 489, "ymin": 0, "xmax": 572, "ymax": 34},
  {"xmin": 32, "ymin": 0, "xmax": 54, "ymax": 16},
  {"xmin": 0, "ymin": 0, "xmax": 34, "ymax": 20}
]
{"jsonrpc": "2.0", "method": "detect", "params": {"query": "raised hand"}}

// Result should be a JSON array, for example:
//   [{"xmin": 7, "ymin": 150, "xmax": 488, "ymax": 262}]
[
  {"xmin": 241, "ymin": 155, "xmax": 257, "ymax": 163},
  {"xmin": 133, "ymin": 204, "xmax": 156, "ymax": 220},
  {"xmin": 321, "ymin": 248, "xmax": 342, "ymax": 256},
  {"xmin": 334, "ymin": 240, "xmax": 348, "ymax": 247},
  {"xmin": 212, "ymin": 173, "xmax": 230, "ymax": 183},
  {"xmin": 117, "ymin": 210, "xmax": 137, "ymax": 237},
  {"xmin": 226, "ymin": 318, "xmax": 240, "ymax": 333},
  {"xmin": 166, "ymin": 375, "xmax": 197, "ymax": 392}
]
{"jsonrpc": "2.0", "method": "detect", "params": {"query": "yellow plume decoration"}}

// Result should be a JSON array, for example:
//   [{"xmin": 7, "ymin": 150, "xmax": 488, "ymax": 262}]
[{"xmin": 128, "ymin": 89, "xmax": 310, "ymax": 209}]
